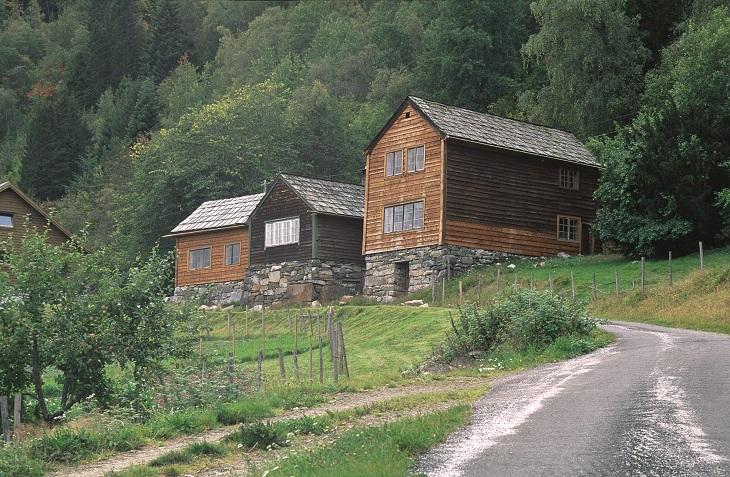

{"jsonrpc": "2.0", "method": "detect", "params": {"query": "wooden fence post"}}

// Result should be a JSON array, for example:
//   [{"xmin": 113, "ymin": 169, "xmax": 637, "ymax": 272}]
[
  {"xmin": 318, "ymin": 313, "xmax": 324, "ymax": 384},
  {"xmin": 459, "ymin": 281, "xmax": 463, "ymax": 305},
  {"xmin": 293, "ymin": 314, "xmax": 300, "ymax": 383},
  {"xmin": 338, "ymin": 322, "xmax": 349, "ymax": 379},
  {"xmin": 308, "ymin": 312, "xmax": 314, "ymax": 384},
  {"xmin": 13, "ymin": 393, "xmax": 21, "ymax": 435},
  {"xmin": 570, "ymin": 271, "xmax": 576, "ymax": 302},
  {"xmin": 441, "ymin": 278, "xmax": 445, "ymax": 305},
  {"xmin": 261, "ymin": 305, "xmax": 266, "ymax": 353},
  {"xmin": 256, "ymin": 350, "xmax": 263, "ymax": 389},
  {"xmin": 592, "ymin": 272, "xmax": 597, "ymax": 300},
  {"xmin": 227, "ymin": 352, "xmax": 234, "ymax": 386},
  {"xmin": 496, "ymin": 267, "xmax": 500, "ymax": 293},
  {"xmin": 0, "ymin": 396, "xmax": 9, "ymax": 443},
  {"xmin": 331, "ymin": 320, "xmax": 339, "ymax": 383},
  {"xmin": 699, "ymin": 241, "xmax": 704, "ymax": 272},
  {"xmin": 640, "ymin": 257, "xmax": 645, "ymax": 295},
  {"xmin": 447, "ymin": 256, "xmax": 451, "ymax": 280},
  {"xmin": 615, "ymin": 270, "xmax": 620, "ymax": 297},
  {"xmin": 278, "ymin": 349, "xmax": 285, "ymax": 380},
  {"xmin": 245, "ymin": 305, "xmax": 249, "ymax": 338},
  {"xmin": 431, "ymin": 274, "xmax": 436, "ymax": 304},
  {"xmin": 669, "ymin": 251, "xmax": 673, "ymax": 287},
  {"xmin": 477, "ymin": 276, "xmax": 482, "ymax": 307},
  {"xmin": 548, "ymin": 272, "xmax": 554, "ymax": 293}
]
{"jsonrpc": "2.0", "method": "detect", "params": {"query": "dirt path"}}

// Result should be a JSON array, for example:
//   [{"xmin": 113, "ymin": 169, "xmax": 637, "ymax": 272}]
[{"xmin": 52, "ymin": 376, "xmax": 488, "ymax": 477}]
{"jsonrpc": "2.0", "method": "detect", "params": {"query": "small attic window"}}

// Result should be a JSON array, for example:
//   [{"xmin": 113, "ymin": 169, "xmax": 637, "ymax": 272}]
[
  {"xmin": 0, "ymin": 213, "xmax": 13, "ymax": 228},
  {"xmin": 404, "ymin": 111, "xmax": 411, "ymax": 119}
]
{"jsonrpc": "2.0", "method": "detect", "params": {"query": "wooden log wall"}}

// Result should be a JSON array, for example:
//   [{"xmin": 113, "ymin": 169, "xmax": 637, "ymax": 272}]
[{"xmin": 175, "ymin": 227, "xmax": 250, "ymax": 286}]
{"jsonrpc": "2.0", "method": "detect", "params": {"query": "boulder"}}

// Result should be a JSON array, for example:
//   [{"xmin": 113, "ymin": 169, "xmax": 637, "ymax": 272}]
[
  {"xmin": 419, "ymin": 303, "xmax": 429, "ymax": 308},
  {"xmin": 252, "ymin": 304, "xmax": 264, "ymax": 312},
  {"xmin": 339, "ymin": 295, "xmax": 355, "ymax": 304},
  {"xmin": 268, "ymin": 270, "xmax": 281, "ymax": 283},
  {"xmin": 403, "ymin": 299, "xmax": 425, "ymax": 307},
  {"xmin": 311, "ymin": 300, "xmax": 322, "ymax": 308},
  {"xmin": 381, "ymin": 295, "xmax": 396, "ymax": 304},
  {"xmin": 287, "ymin": 283, "xmax": 315, "ymax": 303},
  {"xmin": 507, "ymin": 264, "xmax": 516, "ymax": 269},
  {"xmin": 557, "ymin": 252, "xmax": 570, "ymax": 259}
]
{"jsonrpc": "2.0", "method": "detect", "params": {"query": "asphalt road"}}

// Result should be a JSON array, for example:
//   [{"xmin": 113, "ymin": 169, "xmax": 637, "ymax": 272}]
[{"xmin": 416, "ymin": 322, "xmax": 730, "ymax": 476}]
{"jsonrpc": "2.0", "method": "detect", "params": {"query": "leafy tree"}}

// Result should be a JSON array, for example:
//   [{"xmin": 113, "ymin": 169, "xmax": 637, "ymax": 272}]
[
  {"xmin": 522, "ymin": 0, "xmax": 649, "ymax": 137},
  {"xmin": 593, "ymin": 7, "xmax": 730, "ymax": 256},
  {"xmin": 0, "ymin": 229, "xmax": 195, "ymax": 422},
  {"xmin": 414, "ymin": 0, "xmax": 531, "ymax": 111},
  {"xmin": 126, "ymin": 77, "xmax": 159, "ymax": 138},
  {"xmin": 157, "ymin": 60, "xmax": 211, "ymax": 127},
  {"xmin": 20, "ymin": 91, "xmax": 90, "ymax": 200}
]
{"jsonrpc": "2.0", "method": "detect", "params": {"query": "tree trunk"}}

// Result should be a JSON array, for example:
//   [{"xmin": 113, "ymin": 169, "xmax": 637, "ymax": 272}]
[{"xmin": 31, "ymin": 335, "xmax": 49, "ymax": 422}]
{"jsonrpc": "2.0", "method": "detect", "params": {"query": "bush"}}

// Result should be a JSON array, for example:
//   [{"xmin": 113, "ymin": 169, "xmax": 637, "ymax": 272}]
[
  {"xmin": 0, "ymin": 446, "xmax": 44, "ymax": 477},
  {"xmin": 440, "ymin": 288, "xmax": 596, "ymax": 361},
  {"xmin": 29, "ymin": 427, "xmax": 101, "ymax": 463},
  {"xmin": 226, "ymin": 422, "xmax": 285, "ymax": 450},
  {"xmin": 149, "ymin": 409, "xmax": 218, "ymax": 439}
]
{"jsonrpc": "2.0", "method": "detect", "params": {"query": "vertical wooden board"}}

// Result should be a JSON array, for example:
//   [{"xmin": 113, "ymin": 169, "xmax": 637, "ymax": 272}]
[{"xmin": 363, "ymin": 103, "xmax": 443, "ymax": 254}]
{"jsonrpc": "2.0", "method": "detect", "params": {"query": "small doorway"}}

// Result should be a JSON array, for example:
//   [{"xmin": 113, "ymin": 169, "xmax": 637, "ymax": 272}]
[
  {"xmin": 581, "ymin": 223, "xmax": 600, "ymax": 255},
  {"xmin": 394, "ymin": 261, "xmax": 410, "ymax": 296}
]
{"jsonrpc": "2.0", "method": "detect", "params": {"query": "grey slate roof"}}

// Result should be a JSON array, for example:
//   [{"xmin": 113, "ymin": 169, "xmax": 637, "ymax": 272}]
[
  {"xmin": 280, "ymin": 174, "xmax": 364, "ymax": 218},
  {"xmin": 409, "ymin": 96, "xmax": 599, "ymax": 167},
  {"xmin": 170, "ymin": 193, "xmax": 264, "ymax": 234}
]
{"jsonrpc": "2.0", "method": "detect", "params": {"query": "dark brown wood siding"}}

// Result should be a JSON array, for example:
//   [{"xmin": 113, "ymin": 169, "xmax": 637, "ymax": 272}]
[
  {"xmin": 175, "ymin": 227, "xmax": 249, "ymax": 287},
  {"xmin": 250, "ymin": 181, "xmax": 312, "ymax": 265},
  {"xmin": 444, "ymin": 142, "xmax": 599, "ymax": 256},
  {"xmin": 0, "ymin": 188, "xmax": 68, "ymax": 255},
  {"xmin": 316, "ymin": 214, "xmax": 364, "ymax": 264}
]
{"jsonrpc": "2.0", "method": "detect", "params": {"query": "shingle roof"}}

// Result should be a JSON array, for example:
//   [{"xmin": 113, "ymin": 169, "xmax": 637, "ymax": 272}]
[
  {"xmin": 169, "ymin": 193, "xmax": 264, "ymax": 234},
  {"xmin": 408, "ymin": 96, "xmax": 599, "ymax": 167},
  {"xmin": 0, "ymin": 181, "xmax": 72, "ymax": 238},
  {"xmin": 280, "ymin": 174, "xmax": 364, "ymax": 218}
]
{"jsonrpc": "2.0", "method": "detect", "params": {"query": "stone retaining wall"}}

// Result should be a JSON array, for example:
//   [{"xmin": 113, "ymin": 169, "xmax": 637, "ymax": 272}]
[
  {"xmin": 172, "ymin": 260, "xmax": 364, "ymax": 307},
  {"xmin": 364, "ymin": 245, "xmax": 518, "ymax": 302}
]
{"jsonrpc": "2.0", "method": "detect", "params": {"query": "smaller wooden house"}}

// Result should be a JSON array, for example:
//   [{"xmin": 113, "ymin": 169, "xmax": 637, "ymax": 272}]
[
  {"xmin": 0, "ymin": 182, "xmax": 71, "ymax": 258},
  {"xmin": 247, "ymin": 174, "xmax": 364, "ymax": 305},
  {"xmin": 165, "ymin": 193, "xmax": 263, "ymax": 304}
]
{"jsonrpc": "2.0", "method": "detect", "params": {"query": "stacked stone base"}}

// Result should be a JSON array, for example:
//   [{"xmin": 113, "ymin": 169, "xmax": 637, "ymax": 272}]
[
  {"xmin": 172, "ymin": 260, "xmax": 363, "ymax": 307},
  {"xmin": 171, "ymin": 280, "xmax": 246, "ymax": 306},
  {"xmin": 364, "ymin": 245, "xmax": 518, "ymax": 302}
]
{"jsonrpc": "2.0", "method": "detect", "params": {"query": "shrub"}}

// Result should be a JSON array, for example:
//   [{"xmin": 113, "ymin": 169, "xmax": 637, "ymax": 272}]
[
  {"xmin": 226, "ymin": 422, "xmax": 285, "ymax": 450},
  {"xmin": 0, "ymin": 446, "xmax": 44, "ymax": 477},
  {"xmin": 440, "ymin": 288, "xmax": 596, "ymax": 361}
]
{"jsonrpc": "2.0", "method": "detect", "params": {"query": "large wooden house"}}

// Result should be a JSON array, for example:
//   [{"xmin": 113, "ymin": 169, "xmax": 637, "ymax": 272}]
[
  {"xmin": 165, "ymin": 193, "xmax": 264, "ymax": 304},
  {"xmin": 362, "ymin": 96, "xmax": 601, "ymax": 299},
  {"xmin": 0, "ymin": 182, "xmax": 71, "ymax": 258},
  {"xmin": 247, "ymin": 174, "xmax": 364, "ymax": 305},
  {"xmin": 167, "ymin": 174, "xmax": 364, "ymax": 306}
]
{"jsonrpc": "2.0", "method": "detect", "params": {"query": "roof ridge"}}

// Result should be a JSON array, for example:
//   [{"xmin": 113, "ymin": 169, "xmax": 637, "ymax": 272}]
[
  {"xmin": 408, "ymin": 96, "xmax": 580, "ymax": 138},
  {"xmin": 280, "ymin": 173, "xmax": 363, "ymax": 188}
]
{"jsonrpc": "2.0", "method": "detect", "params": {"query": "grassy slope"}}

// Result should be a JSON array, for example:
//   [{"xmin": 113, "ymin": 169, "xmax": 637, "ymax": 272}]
[{"xmin": 412, "ymin": 247, "xmax": 730, "ymax": 333}]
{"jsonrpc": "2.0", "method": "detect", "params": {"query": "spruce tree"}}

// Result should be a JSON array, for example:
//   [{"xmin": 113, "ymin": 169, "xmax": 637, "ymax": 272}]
[
  {"xmin": 144, "ymin": 0, "xmax": 188, "ymax": 83},
  {"xmin": 20, "ymin": 92, "xmax": 90, "ymax": 200}
]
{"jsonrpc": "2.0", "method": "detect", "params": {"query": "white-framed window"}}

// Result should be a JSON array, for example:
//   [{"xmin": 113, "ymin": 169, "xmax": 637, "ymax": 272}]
[
  {"xmin": 557, "ymin": 216, "xmax": 579, "ymax": 241},
  {"xmin": 384, "ymin": 201, "xmax": 424, "ymax": 233},
  {"xmin": 386, "ymin": 150, "xmax": 403, "ymax": 176},
  {"xmin": 189, "ymin": 247, "xmax": 211, "ymax": 270},
  {"xmin": 265, "ymin": 217, "xmax": 300, "ymax": 247},
  {"xmin": 559, "ymin": 168, "xmax": 579, "ymax": 190},
  {"xmin": 0, "ymin": 213, "xmax": 12, "ymax": 228},
  {"xmin": 224, "ymin": 242, "xmax": 241, "ymax": 266},
  {"xmin": 407, "ymin": 145, "xmax": 425, "ymax": 172}
]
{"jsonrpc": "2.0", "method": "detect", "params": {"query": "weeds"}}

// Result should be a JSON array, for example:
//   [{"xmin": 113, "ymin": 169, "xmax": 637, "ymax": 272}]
[{"xmin": 226, "ymin": 422, "xmax": 285, "ymax": 450}]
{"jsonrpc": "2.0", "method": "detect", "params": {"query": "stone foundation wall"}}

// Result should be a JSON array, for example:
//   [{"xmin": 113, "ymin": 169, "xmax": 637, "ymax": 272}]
[
  {"xmin": 364, "ymin": 245, "xmax": 518, "ymax": 302},
  {"xmin": 246, "ymin": 259, "xmax": 363, "ymax": 306},
  {"xmin": 172, "ymin": 280, "xmax": 246, "ymax": 306}
]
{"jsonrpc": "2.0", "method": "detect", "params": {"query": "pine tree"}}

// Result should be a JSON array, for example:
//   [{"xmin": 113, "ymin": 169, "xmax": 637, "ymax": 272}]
[
  {"xmin": 126, "ymin": 77, "xmax": 159, "ymax": 138},
  {"xmin": 144, "ymin": 0, "xmax": 188, "ymax": 83},
  {"xmin": 20, "ymin": 92, "xmax": 90, "ymax": 200}
]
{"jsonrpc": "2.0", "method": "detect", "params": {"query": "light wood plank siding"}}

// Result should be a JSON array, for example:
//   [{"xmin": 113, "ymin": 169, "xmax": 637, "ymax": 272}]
[
  {"xmin": 444, "ymin": 142, "xmax": 599, "ymax": 256},
  {"xmin": 0, "ymin": 189, "xmax": 67, "ymax": 254},
  {"xmin": 363, "ymin": 104, "xmax": 443, "ymax": 254},
  {"xmin": 175, "ymin": 227, "xmax": 249, "ymax": 286}
]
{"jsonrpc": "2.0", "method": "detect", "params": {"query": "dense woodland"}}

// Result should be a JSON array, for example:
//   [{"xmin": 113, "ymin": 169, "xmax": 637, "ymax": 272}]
[{"xmin": 1, "ymin": 0, "xmax": 729, "ymax": 261}]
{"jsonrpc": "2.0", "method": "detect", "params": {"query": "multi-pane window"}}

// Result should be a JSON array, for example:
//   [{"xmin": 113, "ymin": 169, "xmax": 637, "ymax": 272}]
[
  {"xmin": 0, "ymin": 213, "xmax": 12, "ymax": 228},
  {"xmin": 557, "ymin": 216, "xmax": 579, "ymax": 241},
  {"xmin": 407, "ymin": 146, "xmax": 425, "ymax": 172},
  {"xmin": 265, "ymin": 217, "xmax": 300, "ymax": 247},
  {"xmin": 559, "ymin": 168, "xmax": 579, "ymax": 190},
  {"xmin": 224, "ymin": 242, "xmax": 241, "ymax": 266},
  {"xmin": 189, "ymin": 247, "xmax": 211, "ymax": 270},
  {"xmin": 386, "ymin": 150, "xmax": 403, "ymax": 176},
  {"xmin": 384, "ymin": 201, "xmax": 424, "ymax": 233}
]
